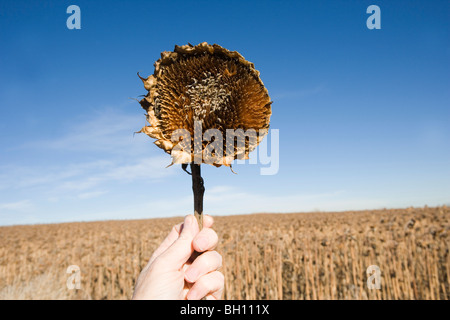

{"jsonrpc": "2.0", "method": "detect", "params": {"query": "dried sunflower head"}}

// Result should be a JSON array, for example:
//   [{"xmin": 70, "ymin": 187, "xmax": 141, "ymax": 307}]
[{"xmin": 137, "ymin": 42, "xmax": 272, "ymax": 167}]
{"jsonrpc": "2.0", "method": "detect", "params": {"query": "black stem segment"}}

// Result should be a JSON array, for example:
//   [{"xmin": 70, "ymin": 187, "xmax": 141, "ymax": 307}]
[{"xmin": 190, "ymin": 163, "xmax": 205, "ymax": 230}]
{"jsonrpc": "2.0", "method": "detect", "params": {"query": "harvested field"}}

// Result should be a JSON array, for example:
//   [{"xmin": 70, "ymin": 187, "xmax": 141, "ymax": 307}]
[{"xmin": 0, "ymin": 206, "xmax": 448, "ymax": 300}]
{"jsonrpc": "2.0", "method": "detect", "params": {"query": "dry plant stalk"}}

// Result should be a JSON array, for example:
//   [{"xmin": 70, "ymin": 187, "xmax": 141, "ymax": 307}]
[
  {"xmin": 0, "ymin": 206, "xmax": 448, "ymax": 299},
  {"xmin": 191, "ymin": 163, "xmax": 204, "ymax": 230},
  {"xmin": 137, "ymin": 42, "xmax": 272, "ymax": 228}
]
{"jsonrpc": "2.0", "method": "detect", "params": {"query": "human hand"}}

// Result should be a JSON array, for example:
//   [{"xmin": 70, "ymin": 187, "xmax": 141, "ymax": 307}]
[{"xmin": 132, "ymin": 214, "xmax": 224, "ymax": 300}]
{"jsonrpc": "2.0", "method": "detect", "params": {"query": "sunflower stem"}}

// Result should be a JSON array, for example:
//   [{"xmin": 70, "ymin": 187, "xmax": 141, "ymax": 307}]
[{"xmin": 190, "ymin": 163, "xmax": 204, "ymax": 230}]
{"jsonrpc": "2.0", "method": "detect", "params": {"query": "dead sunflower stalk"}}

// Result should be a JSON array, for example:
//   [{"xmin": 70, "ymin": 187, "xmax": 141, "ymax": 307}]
[{"xmin": 137, "ymin": 42, "xmax": 272, "ymax": 230}]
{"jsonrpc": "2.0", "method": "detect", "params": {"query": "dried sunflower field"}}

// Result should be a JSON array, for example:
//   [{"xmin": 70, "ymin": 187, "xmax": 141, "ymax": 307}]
[{"xmin": 0, "ymin": 206, "xmax": 448, "ymax": 300}]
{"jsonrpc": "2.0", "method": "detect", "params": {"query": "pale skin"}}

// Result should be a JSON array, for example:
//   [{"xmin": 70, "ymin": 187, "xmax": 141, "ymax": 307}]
[{"xmin": 132, "ymin": 214, "xmax": 224, "ymax": 300}]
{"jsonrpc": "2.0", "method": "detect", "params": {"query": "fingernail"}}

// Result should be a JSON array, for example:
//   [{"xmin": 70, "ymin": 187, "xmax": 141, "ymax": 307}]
[{"xmin": 196, "ymin": 236, "xmax": 208, "ymax": 251}]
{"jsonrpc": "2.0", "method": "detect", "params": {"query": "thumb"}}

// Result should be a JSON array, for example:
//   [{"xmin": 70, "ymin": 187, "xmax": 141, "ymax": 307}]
[{"xmin": 158, "ymin": 215, "xmax": 199, "ymax": 270}]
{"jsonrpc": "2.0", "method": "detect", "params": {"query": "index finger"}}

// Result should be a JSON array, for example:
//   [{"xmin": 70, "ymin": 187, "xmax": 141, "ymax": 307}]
[
  {"xmin": 201, "ymin": 214, "xmax": 214, "ymax": 228},
  {"xmin": 149, "ymin": 214, "xmax": 214, "ymax": 264},
  {"xmin": 193, "ymin": 227, "xmax": 219, "ymax": 252}
]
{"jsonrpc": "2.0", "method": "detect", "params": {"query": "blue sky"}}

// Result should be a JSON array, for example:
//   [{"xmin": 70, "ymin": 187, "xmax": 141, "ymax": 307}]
[{"xmin": 0, "ymin": 0, "xmax": 449, "ymax": 226}]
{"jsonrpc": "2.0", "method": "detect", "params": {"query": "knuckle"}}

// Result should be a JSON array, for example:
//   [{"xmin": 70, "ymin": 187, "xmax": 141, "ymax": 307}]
[
  {"xmin": 198, "ymin": 252, "xmax": 213, "ymax": 269},
  {"xmin": 214, "ymin": 271, "xmax": 225, "ymax": 285},
  {"xmin": 212, "ymin": 251, "xmax": 222, "ymax": 267},
  {"xmin": 201, "ymin": 251, "xmax": 221, "ymax": 269},
  {"xmin": 206, "ymin": 215, "xmax": 214, "ymax": 225},
  {"xmin": 207, "ymin": 228, "xmax": 218, "ymax": 239},
  {"xmin": 196, "ymin": 273, "xmax": 210, "ymax": 289}
]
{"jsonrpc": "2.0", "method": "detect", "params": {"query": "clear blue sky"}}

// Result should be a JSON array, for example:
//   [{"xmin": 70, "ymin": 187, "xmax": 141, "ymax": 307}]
[{"xmin": 0, "ymin": 0, "xmax": 449, "ymax": 225}]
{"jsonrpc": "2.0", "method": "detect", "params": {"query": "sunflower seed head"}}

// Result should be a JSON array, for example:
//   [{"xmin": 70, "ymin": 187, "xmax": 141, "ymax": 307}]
[{"xmin": 138, "ymin": 42, "xmax": 272, "ymax": 167}]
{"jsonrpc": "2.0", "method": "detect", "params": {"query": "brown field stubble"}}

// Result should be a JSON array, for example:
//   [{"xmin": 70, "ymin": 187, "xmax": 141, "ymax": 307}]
[{"xmin": 0, "ymin": 206, "xmax": 449, "ymax": 300}]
